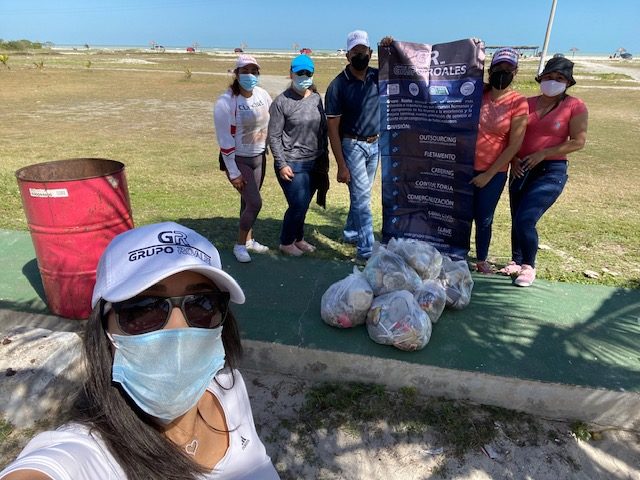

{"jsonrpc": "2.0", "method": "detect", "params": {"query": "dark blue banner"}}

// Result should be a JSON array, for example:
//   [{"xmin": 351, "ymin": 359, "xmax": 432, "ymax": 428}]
[{"xmin": 379, "ymin": 39, "xmax": 485, "ymax": 259}]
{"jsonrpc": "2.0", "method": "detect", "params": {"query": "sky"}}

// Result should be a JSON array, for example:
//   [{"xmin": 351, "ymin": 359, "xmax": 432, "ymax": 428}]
[{"xmin": 1, "ymin": 0, "xmax": 638, "ymax": 54}]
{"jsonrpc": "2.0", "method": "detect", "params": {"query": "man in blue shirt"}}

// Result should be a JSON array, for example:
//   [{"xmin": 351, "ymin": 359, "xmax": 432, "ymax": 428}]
[{"xmin": 325, "ymin": 30, "xmax": 380, "ymax": 261}]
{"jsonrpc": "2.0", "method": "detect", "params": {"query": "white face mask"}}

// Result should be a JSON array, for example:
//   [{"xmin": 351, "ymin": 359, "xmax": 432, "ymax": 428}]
[{"xmin": 540, "ymin": 79, "xmax": 567, "ymax": 97}]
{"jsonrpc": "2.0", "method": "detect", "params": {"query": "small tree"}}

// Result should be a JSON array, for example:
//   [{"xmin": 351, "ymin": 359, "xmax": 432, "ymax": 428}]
[
  {"xmin": 0, "ymin": 54, "xmax": 9, "ymax": 70},
  {"xmin": 184, "ymin": 67, "xmax": 192, "ymax": 80},
  {"xmin": 85, "ymin": 60, "xmax": 92, "ymax": 69},
  {"xmin": 33, "ymin": 60, "xmax": 44, "ymax": 70}
]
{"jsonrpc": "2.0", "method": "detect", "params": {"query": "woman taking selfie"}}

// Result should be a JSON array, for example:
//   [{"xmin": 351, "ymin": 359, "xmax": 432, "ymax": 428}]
[{"xmin": 1, "ymin": 222, "xmax": 279, "ymax": 479}]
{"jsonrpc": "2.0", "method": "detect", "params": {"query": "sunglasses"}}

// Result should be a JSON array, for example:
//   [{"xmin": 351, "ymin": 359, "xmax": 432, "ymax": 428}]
[
  {"xmin": 294, "ymin": 70, "xmax": 313, "ymax": 77},
  {"xmin": 106, "ymin": 292, "xmax": 230, "ymax": 335}
]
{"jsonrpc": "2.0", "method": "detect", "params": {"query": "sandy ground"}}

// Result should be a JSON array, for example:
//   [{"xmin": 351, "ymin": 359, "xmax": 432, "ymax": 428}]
[
  {"xmin": 244, "ymin": 368, "xmax": 640, "ymax": 480},
  {"xmin": 1, "ymin": 367, "xmax": 638, "ymax": 478},
  {"xmin": 573, "ymin": 60, "xmax": 640, "ymax": 81}
]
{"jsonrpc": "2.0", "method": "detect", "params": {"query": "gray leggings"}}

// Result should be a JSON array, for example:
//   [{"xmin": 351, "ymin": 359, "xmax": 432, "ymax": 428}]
[{"xmin": 236, "ymin": 153, "xmax": 266, "ymax": 232}]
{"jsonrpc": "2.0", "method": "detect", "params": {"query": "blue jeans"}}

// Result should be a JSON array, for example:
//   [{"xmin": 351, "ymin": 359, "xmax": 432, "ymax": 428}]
[
  {"xmin": 342, "ymin": 138, "xmax": 379, "ymax": 258},
  {"xmin": 277, "ymin": 161, "xmax": 317, "ymax": 245},
  {"xmin": 509, "ymin": 161, "xmax": 568, "ymax": 267},
  {"xmin": 473, "ymin": 171, "xmax": 507, "ymax": 261}
]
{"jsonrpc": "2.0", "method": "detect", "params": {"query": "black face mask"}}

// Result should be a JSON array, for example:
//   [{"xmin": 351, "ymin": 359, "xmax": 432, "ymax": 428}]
[
  {"xmin": 350, "ymin": 53, "xmax": 370, "ymax": 71},
  {"xmin": 489, "ymin": 70, "xmax": 514, "ymax": 90}
]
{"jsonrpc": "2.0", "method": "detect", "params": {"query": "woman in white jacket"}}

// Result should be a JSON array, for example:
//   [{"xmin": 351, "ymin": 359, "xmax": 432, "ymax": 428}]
[{"xmin": 214, "ymin": 55, "xmax": 272, "ymax": 263}]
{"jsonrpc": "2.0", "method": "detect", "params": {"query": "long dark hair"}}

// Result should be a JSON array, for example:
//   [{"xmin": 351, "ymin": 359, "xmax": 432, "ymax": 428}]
[
  {"xmin": 230, "ymin": 78, "xmax": 242, "ymax": 96},
  {"xmin": 71, "ymin": 303, "xmax": 243, "ymax": 479}
]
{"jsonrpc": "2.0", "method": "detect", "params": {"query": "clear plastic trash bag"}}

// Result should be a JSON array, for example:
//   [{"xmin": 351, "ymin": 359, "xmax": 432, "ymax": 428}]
[
  {"xmin": 387, "ymin": 237, "xmax": 443, "ymax": 280},
  {"xmin": 362, "ymin": 244, "xmax": 422, "ymax": 296},
  {"xmin": 413, "ymin": 279, "xmax": 447, "ymax": 324},
  {"xmin": 366, "ymin": 290, "xmax": 432, "ymax": 351},
  {"xmin": 438, "ymin": 256, "xmax": 474, "ymax": 309},
  {"xmin": 321, "ymin": 267, "xmax": 374, "ymax": 328}
]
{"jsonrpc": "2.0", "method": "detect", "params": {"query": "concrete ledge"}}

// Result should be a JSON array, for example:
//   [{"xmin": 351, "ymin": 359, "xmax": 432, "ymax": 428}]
[
  {"xmin": 0, "ymin": 309, "xmax": 85, "ymax": 334},
  {"xmin": 241, "ymin": 339, "xmax": 640, "ymax": 431},
  {"xmin": 0, "ymin": 326, "xmax": 84, "ymax": 428}
]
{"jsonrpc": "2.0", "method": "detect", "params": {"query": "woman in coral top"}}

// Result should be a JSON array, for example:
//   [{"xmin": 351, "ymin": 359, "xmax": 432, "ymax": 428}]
[
  {"xmin": 470, "ymin": 47, "xmax": 528, "ymax": 274},
  {"xmin": 502, "ymin": 57, "xmax": 588, "ymax": 287}
]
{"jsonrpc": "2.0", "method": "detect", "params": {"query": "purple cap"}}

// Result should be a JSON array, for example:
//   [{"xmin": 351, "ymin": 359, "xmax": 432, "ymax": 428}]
[{"xmin": 491, "ymin": 48, "xmax": 519, "ymax": 67}]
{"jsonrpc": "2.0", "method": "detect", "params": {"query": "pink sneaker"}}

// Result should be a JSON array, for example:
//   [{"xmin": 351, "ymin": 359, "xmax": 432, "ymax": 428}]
[
  {"xmin": 475, "ymin": 261, "xmax": 494, "ymax": 274},
  {"xmin": 498, "ymin": 261, "xmax": 522, "ymax": 276},
  {"xmin": 279, "ymin": 243, "xmax": 304, "ymax": 257},
  {"xmin": 295, "ymin": 239, "xmax": 316, "ymax": 253},
  {"xmin": 514, "ymin": 265, "xmax": 536, "ymax": 287}
]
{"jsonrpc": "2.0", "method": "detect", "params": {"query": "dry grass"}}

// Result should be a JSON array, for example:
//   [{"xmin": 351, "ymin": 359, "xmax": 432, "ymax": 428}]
[{"xmin": 1, "ymin": 51, "xmax": 638, "ymax": 286}]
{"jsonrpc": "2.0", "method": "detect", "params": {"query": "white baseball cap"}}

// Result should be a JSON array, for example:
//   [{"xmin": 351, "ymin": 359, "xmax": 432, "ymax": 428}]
[
  {"xmin": 346, "ymin": 30, "xmax": 370, "ymax": 52},
  {"xmin": 235, "ymin": 54, "xmax": 260, "ymax": 69},
  {"xmin": 91, "ymin": 221, "xmax": 245, "ymax": 307}
]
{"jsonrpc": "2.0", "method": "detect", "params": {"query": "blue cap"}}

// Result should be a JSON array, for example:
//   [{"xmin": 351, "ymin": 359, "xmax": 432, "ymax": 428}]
[{"xmin": 291, "ymin": 54, "xmax": 314, "ymax": 73}]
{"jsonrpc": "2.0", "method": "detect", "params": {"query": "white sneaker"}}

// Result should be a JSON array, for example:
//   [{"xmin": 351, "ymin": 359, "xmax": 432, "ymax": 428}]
[
  {"xmin": 246, "ymin": 239, "xmax": 269, "ymax": 253},
  {"xmin": 233, "ymin": 244, "xmax": 251, "ymax": 263}
]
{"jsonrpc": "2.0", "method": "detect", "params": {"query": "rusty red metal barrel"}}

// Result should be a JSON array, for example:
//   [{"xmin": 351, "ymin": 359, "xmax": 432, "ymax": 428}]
[{"xmin": 15, "ymin": 158, "xmax": 134, "ymax": 319}]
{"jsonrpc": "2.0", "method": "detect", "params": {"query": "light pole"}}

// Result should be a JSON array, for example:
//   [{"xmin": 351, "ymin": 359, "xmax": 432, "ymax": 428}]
[{"xmin": 538, "ymin": 0, "xmax": 558, "ymax": 75}]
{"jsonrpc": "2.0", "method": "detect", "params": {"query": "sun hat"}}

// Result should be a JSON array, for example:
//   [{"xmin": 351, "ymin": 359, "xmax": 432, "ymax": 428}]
[
  {"xmin": 536, "ymin": 56, "xmax": 576, "ymax": 86},
  {"xmin": 346, "ymin": 30, "xmax": 370, "ymax": 52},
  {"xmin": 291, "ymin": 54, "xmax": 315, "ymax": 73},
  {"xmin": 91, "ymin": 221, "xmax": 245, "ymax": 307},
  {"xmin": 490, "ymin": 47, "xmax": 519, "ymax": 67},
  {"xmin": 235, "ymin": 54, "xmax": 260, "ymax": 69}
]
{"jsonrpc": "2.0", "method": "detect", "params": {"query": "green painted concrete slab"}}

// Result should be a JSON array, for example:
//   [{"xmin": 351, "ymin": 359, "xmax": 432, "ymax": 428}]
[{"xmin": 2, "ymin": 229, "xmax": 639, "ymax": 393}]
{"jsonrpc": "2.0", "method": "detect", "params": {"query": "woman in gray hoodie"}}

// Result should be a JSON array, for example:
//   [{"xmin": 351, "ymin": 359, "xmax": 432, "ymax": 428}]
[{"xmin": 268, "ymin": 54, "xmax": 329, "ymax": 256}]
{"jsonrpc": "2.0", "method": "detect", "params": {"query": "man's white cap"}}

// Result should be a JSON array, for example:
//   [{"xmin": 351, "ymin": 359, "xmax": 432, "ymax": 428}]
[
  {"xmin": 91, "ymin": 221, "xmax": 245, "ymax": 307},
  {"xmin": 346, "ymin": 30, "xmax": 370, "ymax": 52}
]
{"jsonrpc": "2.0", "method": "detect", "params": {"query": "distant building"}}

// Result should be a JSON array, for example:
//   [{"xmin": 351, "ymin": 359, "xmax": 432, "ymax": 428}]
[{"xmin": 486, "ymin": 45, "xmax": 540, "ymax": 58}]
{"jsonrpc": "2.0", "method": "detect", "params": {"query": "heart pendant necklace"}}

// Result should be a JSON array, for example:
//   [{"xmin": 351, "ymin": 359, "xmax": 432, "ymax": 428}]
[
  {"xmin": 184, "ymin": 438, "xmax": 199, "ymax": 456},
  {"xmin": 168, "ymin": 414, "xmax": 200, "ymax": 457}
]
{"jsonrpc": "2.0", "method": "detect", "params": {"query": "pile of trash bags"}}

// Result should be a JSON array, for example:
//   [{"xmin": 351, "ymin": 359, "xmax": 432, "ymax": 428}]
[{"xmin": 320, "ymin": 238, "xmax": 473, "ymax": 351}]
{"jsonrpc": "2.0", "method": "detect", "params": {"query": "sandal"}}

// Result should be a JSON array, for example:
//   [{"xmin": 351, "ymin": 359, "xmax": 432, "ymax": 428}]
[{"xmin": 476, "ymin": 261, "xmax": 495, "ymax": 274}]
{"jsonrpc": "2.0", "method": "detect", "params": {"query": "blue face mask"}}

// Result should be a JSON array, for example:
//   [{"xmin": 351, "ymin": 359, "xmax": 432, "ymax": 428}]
[
  {"xmin": 292, "ymin": 75, "xmax": 313, "ymax": 93},
  {"xmin": 238, "ymin": 73, "xmax": 259, "ymax": 91},
  {"xmin": 109, "ymin": 326, "xmax": 226, "ymax": 423}
]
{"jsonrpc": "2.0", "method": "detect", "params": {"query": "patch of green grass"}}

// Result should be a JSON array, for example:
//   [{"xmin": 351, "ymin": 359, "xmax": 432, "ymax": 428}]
[
  {"xmin": 593, "ymin": 72, "xmax": 632, "ymax": 81},
  {"xmin": 570, "ymin": 420, "xmax": 593, "ymax": 441},
  {"xmin": 0, "ymin": 418, "xmax": 13, "ymax": 443},
  {"xmin": 280, "ymin": 381, "xmax": 546, "ymax": 462}
]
